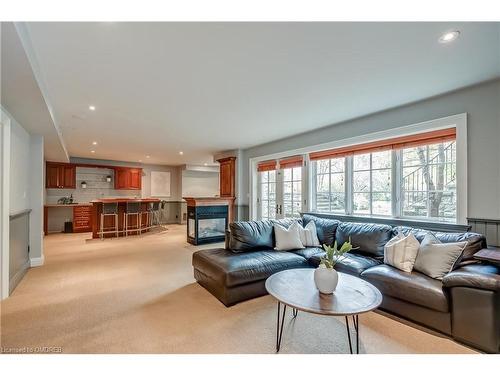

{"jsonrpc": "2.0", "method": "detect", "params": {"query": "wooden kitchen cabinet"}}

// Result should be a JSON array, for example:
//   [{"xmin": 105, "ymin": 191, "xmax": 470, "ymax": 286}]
[
  {"xmin": 73, "ymin": 205, "xmax": 92, "ymax": 232},
  {"xmin": 217, "ymin": 157, "xmax": 236, "ymax": 197},
  {"xmin": 114, "ymin": 167, "xmax": 142, "ymax": 190},
  {"xmin": 46, "ymin": 163, "xmax": 60, "ymax": 188},
  {"xmin": 46, "ymin": 162, "xmax": 76, "ymax": 189},
  {"xmin": 129, "ymin": 169, "xmax": 142, "ymax": 189}
]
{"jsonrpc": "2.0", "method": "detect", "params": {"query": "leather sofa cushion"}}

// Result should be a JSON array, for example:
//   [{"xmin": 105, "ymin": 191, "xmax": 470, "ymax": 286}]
[
  {"xmin": 361, "ymin": 264, "xmax": 449, "ymax": 312},
  {"xmin": 397, "ymin": 227, "xmax": 486, "ymax": 262},
  {"xmin": 289, "ymin": 247, "xmax": 324, "ymax": 260},
  {"xmin": 229, "ymin": 220, "xmax": 274, "ymax": 252},
  {"xmin": 336, "ymin": 222, "xmax": 393, "ymax": 258},
  {"xmin": 442, "ymin": 264, "xmax": 500, "ymax": 292},
  {"xmin": 192, "ymin": 248, "xmax": 308, "ymax": 287},
  {"xmin": 308, "ymin": 252, "xmax": 382, "ymax": 276},
  {"xmin": 228, "ymin": 219, "xmax": 302, "ymax": 252},
  {"xmin": 302, "ymin": 214, "xmax": 340, "ymax": 246}
]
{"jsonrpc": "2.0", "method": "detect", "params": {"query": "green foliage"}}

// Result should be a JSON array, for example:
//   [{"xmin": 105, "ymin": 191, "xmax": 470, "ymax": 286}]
[{"xmin": 320, "ymin": 237, "xmax": 356, "ymax": 269}]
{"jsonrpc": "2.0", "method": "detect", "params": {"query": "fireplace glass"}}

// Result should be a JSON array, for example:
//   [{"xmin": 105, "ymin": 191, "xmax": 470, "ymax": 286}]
[{"xmin": 198, "ymin": 218, "xmax": 226, "ymax": 239}]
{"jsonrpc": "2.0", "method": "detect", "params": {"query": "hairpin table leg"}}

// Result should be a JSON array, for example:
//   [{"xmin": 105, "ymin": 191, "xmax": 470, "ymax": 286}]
[{"xmin": 276, "ymin": 302, "xmax": 287, "ymax": 352}]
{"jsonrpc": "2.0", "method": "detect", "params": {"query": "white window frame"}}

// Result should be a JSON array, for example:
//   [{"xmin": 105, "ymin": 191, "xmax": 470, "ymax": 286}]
[
  {"xmin": 249, "ymin": 113, "xmax": 467, "ymax": 224},
  {"xmin": 256, "ymin": 170, "xmax": 277, "ymax": 220}
]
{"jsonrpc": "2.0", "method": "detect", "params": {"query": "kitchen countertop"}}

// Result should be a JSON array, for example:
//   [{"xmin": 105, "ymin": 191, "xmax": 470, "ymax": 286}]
[
  {"xmin": 90, "ymin": 198, "xmax": 160, "ymax": 203},
  {"xmin": 45, "ymin": 203, "xmax": 93, "ymax": 207}
]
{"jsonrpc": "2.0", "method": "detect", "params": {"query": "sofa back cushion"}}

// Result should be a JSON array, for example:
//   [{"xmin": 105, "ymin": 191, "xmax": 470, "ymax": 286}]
[
  {"xmin": 396, "ymin": 226, "xmax": 486, "ymax": 262},
  {"xmin": 228, "ymin": 218, "xmax": 302, "ymax": 253},
  {"xmin": 336, "ymin": 222, "xmax": 393, "ymax": 258},
  {"xmin": 302, "ymin": 214, "xmax": 340, "ymax": 246},
  {"xmin": 229, "ymin": 220, "xmax": 275, "ymax": 252}
]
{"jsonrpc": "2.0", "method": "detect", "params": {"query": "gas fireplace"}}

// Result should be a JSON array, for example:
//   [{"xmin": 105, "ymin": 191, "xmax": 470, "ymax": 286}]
[{"xmin": 186, "ymin": 202, "xmax": 230, "ymax": 245}]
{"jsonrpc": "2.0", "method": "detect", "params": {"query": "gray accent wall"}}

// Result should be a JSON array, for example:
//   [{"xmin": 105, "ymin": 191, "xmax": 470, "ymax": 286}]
[{"xmin": 239, "ymin": 79, "xmax": 500, "ymax": 221}]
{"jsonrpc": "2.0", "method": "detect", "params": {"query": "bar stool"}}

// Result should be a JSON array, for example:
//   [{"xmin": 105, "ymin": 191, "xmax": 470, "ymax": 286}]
[
  {"xmin": 124, "ymin": 201, "xmax": 142, "ymax": 236},
  {"xmin": 99, "ymin": 202, "xmax": 119, "ymax": 240},
  {"xmin": 148, "ymin": 201, "xmax": 161, "ymax": 228}
]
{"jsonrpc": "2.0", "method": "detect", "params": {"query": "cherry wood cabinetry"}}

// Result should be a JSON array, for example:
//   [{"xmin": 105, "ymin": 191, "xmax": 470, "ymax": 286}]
[
  {"xmin": 217, "ymin": 157, "xmax": 236, "ymax": 197},
  {"xmin": 129, "ymin": 168, "xmax": 142, "ymax": 189},
  {"xmin": 114, "ymin": 167, "xmax": 142, "ymax": 190},
  {"xmin": 46, "ymin": 162, "xmax": 76, "ymax": 189},
  {"xmin": 72, "ymin": 205, "xmax": 92, "ymax": 232},
  {"xmin": 46, "ymin": 162, "xmax": 141, "ymax": 190}
]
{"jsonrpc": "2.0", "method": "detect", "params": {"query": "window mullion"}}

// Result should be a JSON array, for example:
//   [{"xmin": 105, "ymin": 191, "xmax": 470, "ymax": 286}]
[
  {"xmin": 393, "ymin": 149, "xmax": 400, "ymax": 218},
  {"xmin": 346, "ymin": 156, "xmax": 353, "ymax": 215},
  {"xmin": 369, "ymin": 153, "xmax": 373, "ymax": 216}
]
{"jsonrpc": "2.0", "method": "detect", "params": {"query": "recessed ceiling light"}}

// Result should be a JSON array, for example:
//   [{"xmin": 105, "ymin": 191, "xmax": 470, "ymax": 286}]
[
  {"xmin": 204, "ymin": 163, "xmax": 208, "ymax": 166},
  {"xmin": 146, "ymin": 155, "xmax": 150, "ymax": 158},
  {"xmin": 179, "ymin": 151, "xmax": 184, "ymax": 155},
  {"xmin": 92, "ymin": 141, "xmax": 98, "ymax": 145},
  {"xmin": 139, "ymin": 159, "xmax": 142, "ymax": 162},
  {"xmin": 89, "ymin": 105, "xmax": 96, "ymax": 111},
  {"xmin": 439, "ymin": 30, "xmax": 460, "ymax": 44},
  {"xmin": 91, "ymin": 150, "xmax": 95, "ymax": 153}
]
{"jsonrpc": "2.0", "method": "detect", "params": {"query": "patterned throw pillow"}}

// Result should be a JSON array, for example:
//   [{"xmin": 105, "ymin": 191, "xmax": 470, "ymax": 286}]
[
  {"xmin": 294, "ymin": 221, "xmax": 321, "ymax": 247},
  {"xmin": 384, "ymin": 232, "xmax": 420, "ymax": 273}
]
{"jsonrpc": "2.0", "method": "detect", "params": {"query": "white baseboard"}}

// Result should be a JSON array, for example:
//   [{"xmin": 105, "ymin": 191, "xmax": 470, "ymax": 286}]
[{"xmin": 30, "ymin": 256, "xmax": 44, "ymax": 267}]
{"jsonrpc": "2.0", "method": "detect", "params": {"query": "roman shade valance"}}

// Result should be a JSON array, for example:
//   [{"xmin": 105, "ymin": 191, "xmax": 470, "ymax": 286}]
[
  {"xmin": 257, "ymin": 160, "xmax": 277, "ymax": 172},
  {"xmin": 279, "ymin": 156, "xmax": 303, "ymax": 169},
  {"xmin": 309, "ymin": 127, "xmax": 456, "ymax": 161}
]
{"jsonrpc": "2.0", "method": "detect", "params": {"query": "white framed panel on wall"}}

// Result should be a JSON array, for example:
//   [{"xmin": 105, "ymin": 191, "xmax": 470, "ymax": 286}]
[{"xmin": 151, "ymin": 171, "xmax": 171, "ymax": 197}]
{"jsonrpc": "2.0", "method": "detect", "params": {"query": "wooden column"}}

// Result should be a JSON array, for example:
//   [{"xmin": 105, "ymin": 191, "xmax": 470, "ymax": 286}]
[{"xmin": 217, "ymin": 156, "xmax": 236, "ymax": 221}]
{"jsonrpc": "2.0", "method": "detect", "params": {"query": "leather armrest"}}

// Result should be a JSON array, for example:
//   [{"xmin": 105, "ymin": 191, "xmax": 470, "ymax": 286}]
[{"xmin": 443, "ymin": 264, "xmax": 500, "ymax": 292}]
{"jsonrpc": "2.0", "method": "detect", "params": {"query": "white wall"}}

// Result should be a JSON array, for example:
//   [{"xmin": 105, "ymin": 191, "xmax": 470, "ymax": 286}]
[
  {"xmin": 8, "ymin": 114, "xmax": 45, "ymax": 266},
  {"xmin": 10, "ymin": 119, "xmax": 31, "ymax": 214},
  {"xmin": 1, "ymin": 110, "xmax": 11, "ymax": 300},
  {"xmin": 239, "ymin": 79, "xmax": 500, "ymax": 220},
  {"xmin": 29, "ymin": 135, "xmax": 44, "ymax": 264},
  {"xmin": 0, "ymin": 108, "xmax": 45, "ymax": 299},
  {"xmin": 181, "ymin": 170, "xmax": 219, "ymax": 198}
]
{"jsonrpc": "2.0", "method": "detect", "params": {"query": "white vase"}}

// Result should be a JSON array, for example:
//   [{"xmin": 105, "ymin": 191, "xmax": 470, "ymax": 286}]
[{"xmin": 314, "ymin": 266, "xmax": 339, "ymax": 294}]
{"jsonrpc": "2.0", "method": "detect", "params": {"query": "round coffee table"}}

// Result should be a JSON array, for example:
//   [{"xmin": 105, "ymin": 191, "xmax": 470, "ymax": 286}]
[{"xmin": 265, "ymin": 268, "xmax": 382, "ymax": 354}]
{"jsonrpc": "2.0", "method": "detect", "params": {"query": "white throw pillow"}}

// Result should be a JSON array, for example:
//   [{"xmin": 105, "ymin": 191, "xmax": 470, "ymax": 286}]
[
  {"xmin": 295, "ymin": 221, "xmax": 321, "ymax": 247},
  {"xmin": 383, "ymin": 232, "xmax": 420, "ymax": 273},
  {"xmin": 413, "ymin": 233, "xmax": 467, "ymax": 280},
  {"xmin": 274, "ymin": 223, "xmax": 305, "ymax": 251}
]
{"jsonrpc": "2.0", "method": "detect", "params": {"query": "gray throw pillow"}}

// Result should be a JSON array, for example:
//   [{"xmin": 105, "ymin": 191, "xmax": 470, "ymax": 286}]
[{"xmin": 413, "ymin": 233, "xmax": 467, "ymax": 280}]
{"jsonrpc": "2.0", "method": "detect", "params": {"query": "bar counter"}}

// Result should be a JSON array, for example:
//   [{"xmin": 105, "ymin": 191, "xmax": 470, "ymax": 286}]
[{"xmin": 91, "ymin": 198, "xmax": 160, "ymax": 238}]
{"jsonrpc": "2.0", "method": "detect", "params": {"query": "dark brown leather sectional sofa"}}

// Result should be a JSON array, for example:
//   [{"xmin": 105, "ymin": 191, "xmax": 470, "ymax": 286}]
[{"xmin": 192, "ymin": 214, "xmax": 500, "ymax": 353}]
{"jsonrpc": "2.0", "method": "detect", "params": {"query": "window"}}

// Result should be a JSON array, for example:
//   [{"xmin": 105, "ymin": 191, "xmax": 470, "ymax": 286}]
[
  {"xmin": 252, "ymin": 118, "xmax": 465, "ymax": 224},
  {"xmin": 258, "ymin": 170, "xmax": 276, "ymax": 219},
  {"xmin": 314, "ymin": 157, "xmax": 345, "ymax": 213},
  {"xmin": 309, "ymin": 127, "xmax": 458, "ymax": 222},
  {"xmin": 401, "ymin": 141, "xmax": 456, "ymax": 221},
  {"xmin": 282, "ymin": 167, "xmax": 302, "ymax": 218},
  {"xmin": 353, "ymin": 150, "xmax": 392, "ymax": 216}
]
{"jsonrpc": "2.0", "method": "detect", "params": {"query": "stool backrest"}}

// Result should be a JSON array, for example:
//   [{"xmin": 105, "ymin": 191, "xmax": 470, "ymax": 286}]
[
  {"xmin": 103, "ymin": 202, "xmax": 118, "ymax": 215},
  {"xmin": 126, "ymin": 201, "xmax": 141, "ymax": 213}
]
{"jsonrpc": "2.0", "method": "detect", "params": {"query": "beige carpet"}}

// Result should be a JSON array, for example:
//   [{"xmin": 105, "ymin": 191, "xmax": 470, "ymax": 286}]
[{"xmin": 0, "ymin": 225, "xmax": 475, "ymax": 354}]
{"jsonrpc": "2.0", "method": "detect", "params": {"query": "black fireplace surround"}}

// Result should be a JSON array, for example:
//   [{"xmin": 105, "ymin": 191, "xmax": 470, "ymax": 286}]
[
  {"xmin": 192, "ymin": 213, "xmax": 500, "ymax": 353},
  {"xmin": 187, "ymin": 205, "xmax": 228, "ymax": 245}
]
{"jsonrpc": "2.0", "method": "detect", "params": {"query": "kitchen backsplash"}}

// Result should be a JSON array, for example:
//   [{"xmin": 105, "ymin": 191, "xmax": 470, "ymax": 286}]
[{"xmin": 46, "ymin": 167, "xmax": 140, "ymax": 204}]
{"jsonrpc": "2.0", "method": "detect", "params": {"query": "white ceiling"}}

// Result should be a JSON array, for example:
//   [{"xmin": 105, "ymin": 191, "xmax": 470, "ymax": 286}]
[
  {"xmin": 18, "ymin": 22, "xmax": 500, "ymax": 164},
  {"xmin": 1, "ymin": 22, "xmax": 68, "ymax": 161}
]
